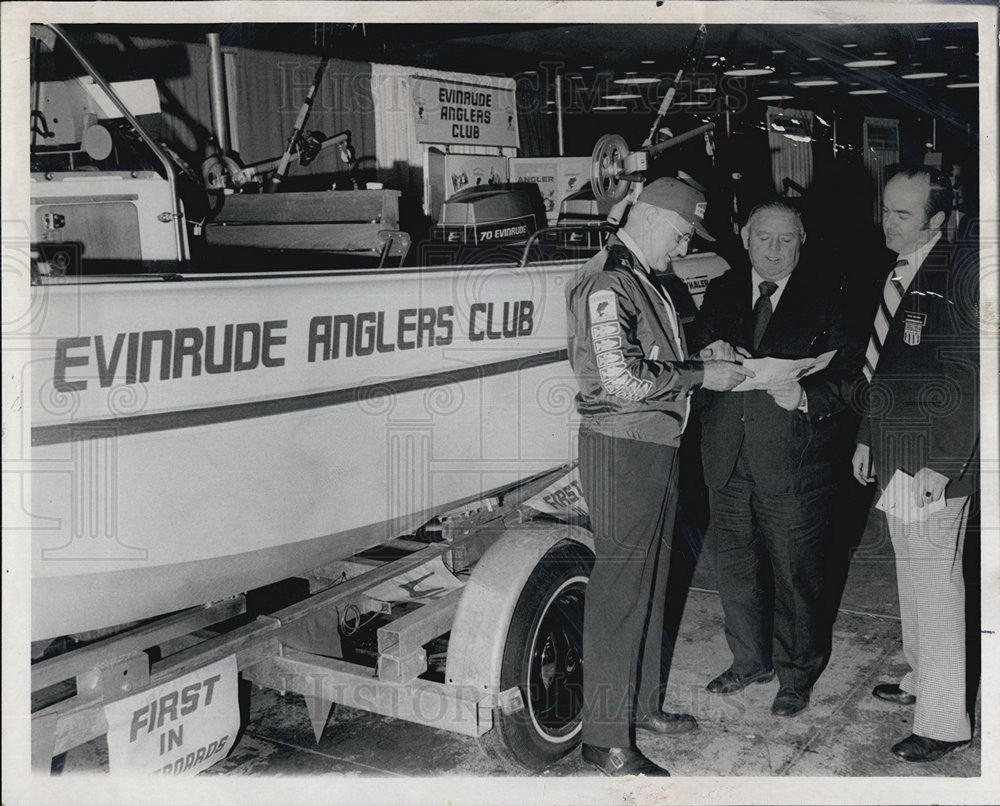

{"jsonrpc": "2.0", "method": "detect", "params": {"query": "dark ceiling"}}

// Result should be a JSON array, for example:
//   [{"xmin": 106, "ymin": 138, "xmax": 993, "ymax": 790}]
[
  {"xmin": 110, "ymin": 21, "xmax": 980, "ymax": 127},
  {"xmin": 79, "ymin": 20, "xmax": 981, "ymax": 163}
]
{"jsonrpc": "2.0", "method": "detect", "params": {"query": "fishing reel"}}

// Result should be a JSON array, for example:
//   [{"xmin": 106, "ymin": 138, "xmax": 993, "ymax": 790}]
[
  {"xmin": 590, "ymin": 134, "xmax": 649, "ymax": 205},
  {"xmin": 588, "ymin": 123, "xmax": 716, "ymax": 223}
]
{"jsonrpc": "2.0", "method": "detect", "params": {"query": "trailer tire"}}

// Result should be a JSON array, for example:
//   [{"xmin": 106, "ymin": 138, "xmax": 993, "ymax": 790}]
[{"xmin": 478, "ymin": 540, "xmax": 592, "ymax": 771}]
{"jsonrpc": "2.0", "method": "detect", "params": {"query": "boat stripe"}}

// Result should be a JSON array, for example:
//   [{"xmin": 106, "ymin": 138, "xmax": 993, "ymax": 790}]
[{"xmin": 31, "ymin": 348, "xmax": 570, "ymax": 447}]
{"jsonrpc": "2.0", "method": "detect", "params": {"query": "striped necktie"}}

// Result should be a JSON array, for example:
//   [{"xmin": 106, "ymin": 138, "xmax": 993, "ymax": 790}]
[{"xmin": 862, "ymin": 259, "xmax": 908, "ymax": 381}]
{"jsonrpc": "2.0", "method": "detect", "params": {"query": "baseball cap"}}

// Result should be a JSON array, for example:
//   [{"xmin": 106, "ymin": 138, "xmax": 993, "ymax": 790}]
[{"xmin": 637, "ymin": 177, "xmax": 715, "ymax": 241}]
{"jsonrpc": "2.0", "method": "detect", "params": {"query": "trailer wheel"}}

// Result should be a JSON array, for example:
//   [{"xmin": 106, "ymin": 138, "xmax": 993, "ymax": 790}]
[{"xmin": 478, "ymin": 540, "xmax": 592, "ymax": 771}]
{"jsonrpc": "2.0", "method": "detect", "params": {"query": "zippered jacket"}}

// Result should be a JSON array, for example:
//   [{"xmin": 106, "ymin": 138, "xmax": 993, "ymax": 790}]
[{"xmin": 566, "ymin": 239, "xmax": 704, "ymax": 447}]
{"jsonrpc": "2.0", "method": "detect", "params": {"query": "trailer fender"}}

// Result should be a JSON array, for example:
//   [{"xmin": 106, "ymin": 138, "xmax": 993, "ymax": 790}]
[{"xmin": 444, "ymin": 523, "xmax": 594, "ymax": 697}]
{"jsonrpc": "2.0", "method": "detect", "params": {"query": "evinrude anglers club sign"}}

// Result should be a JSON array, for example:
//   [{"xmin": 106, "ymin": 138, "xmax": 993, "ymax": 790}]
[{"xmin": 412, "ymin": 76, "xmax": 518, "ymax": 148}]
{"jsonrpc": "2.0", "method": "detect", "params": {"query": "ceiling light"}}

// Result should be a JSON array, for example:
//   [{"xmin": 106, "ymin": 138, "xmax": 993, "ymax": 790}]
[
  {"xmin": 546, "ymin": 100, "xmax": 555, "ymax": 105},
  {"xmin": 848, "ymin": 88, "xmax": 888, "ymax": 95},
  {"xmin": 806, "ymin": 57, "xmax": 821, "ymax": 62},
  {"xmin": 675, "ymin": 100, "xmax": 708, "ymax": 106},
  {"xmin": 522, "ymin": 70, "xmax": 537, "ymax": 75},
  {"xmin": 771, "ymin": 49, "xmax": 786, "ymax": 54},
  {"xmin": 613, "ymin": 76, "xmax": 660, "ymax": 85},
  {"xmin": 704, "ymin": 54, "xmax": 720, "ymax": 59},
  {"xmin": 743, "ymin": 61, "xmax": 757, "ymax": 66},
  {"xmin": 641, "ymin": 59, "xmax": 656, "ymax": 65},
  {"xmin": 793, "ymin": 78, "xmax": 838, "ymax": 87},
  {"xmin": 845, "ymin": 59, "xmax": 897, "ymax": 68},
  {"xmin": 944, "ymin": 45, "xmax": 961, "ymax": 50},
  {"xmin": 790, "ymin": 71, "xmax": 803, "ymax": 76},
  {"xmin": 723, "ymin": 68, "xmax": 774, "ymax": 77},
  {"xmin": 593, "ymin": 105, "xmax": 626, "ymax": 111},
  {"xmin": 603, "ymin": 93, "xmax": 641, "ymax": 100},
  {"xmin": 581, "ymin": 65, "xmax": 594, "ymax": 70},
  {"xmin": 946, "ymin": 82, "xmax": 978, "ymax": 89},
  {"xmin": 902, "ymin": 72, "xmax": 948, "ymax": 79},
  {"xmin": 843, "ymin": 44, "xmax": 858, "ymax": 49},
  {"xmin": 693, "ymin": 87, "xmax": 718, "ymax": 94},
  {"xmin": 873, "ymin": 51, "xmax": 889, "ymax": 56},
  {"xmin": 916, "ymin": 37, "xmax": 932, "ymax": 42},
  {"xmin": 758, "ymin": 94, "xmax": 794, "ymax": 101}
]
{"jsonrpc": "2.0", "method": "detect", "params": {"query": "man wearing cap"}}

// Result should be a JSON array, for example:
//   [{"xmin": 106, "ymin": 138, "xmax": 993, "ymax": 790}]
[
  {"xmin": 692, "ymin": 200, "xmax": 859, "ymax": 718},
  {"xmin": 566, "ymin": 177, "xmax": 752, "ymax": 776}
]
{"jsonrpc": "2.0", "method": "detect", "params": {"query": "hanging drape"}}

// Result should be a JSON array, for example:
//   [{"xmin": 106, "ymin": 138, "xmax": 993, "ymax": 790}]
[
  {"xmin": 515, "ymin": 80, "xmax": 556, "ymax": 157},
  {"xmin": 96, "ymin": 35, "xmax": 377, "ymax": 184},
  {"xmin": 223, "ymin": 48, "xmax": 376, "ymax": 184},
  {"xmin": 766, "ymin": 105, "xmax": 815, "ymax": 197},
  {"xmin": 369, "ymin": 63, "xmax": 518, "ymax": 213}
]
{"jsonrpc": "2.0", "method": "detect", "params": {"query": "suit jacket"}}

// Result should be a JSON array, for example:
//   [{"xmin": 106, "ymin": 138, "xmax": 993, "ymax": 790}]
[
  {"xmin": 856, "ymin": 238, "xmax": 979, "ymax": 497},
  {"xmin": 692, "ymin": 261, "xmax": 861, "ymax": 495}
]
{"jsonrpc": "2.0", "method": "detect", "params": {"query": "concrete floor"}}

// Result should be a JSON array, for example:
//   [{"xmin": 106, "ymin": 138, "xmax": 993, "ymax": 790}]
[{"xmin": 57, "ymin": 505, "xmax": 982, "ymax": 780}]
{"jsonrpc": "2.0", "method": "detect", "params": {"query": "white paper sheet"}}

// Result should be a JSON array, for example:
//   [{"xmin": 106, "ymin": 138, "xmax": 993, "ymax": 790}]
[
  {"xmin": 731, "ymin": 349, "xmax": 836, "ymax": 392},
  {"xmin": 875, "ymin": 468, "xmax": 947, "ymax": 523}
]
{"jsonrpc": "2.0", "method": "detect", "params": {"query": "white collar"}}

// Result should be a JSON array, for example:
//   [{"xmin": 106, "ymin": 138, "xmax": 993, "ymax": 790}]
[
  {"xmin": 750, "ymin": 268, "xmax": 793, "ymax": 307},
  {"xmin": 894, "ymin": 232, "xmax": 941, "ymax": 287}
]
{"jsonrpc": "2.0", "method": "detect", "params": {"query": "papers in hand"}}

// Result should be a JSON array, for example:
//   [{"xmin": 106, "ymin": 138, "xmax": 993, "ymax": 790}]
[
  {"xmin": 731, "ymin": 350, "xmax": 836, "ymax": 392},
  {"xmin": 875, "ymin": 469, "xmax": 946, "ymax": 523}
]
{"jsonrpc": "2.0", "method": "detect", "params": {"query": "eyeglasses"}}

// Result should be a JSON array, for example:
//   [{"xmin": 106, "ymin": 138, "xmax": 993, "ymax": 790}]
[{"xmin": 662, "ymin": 213, "xmax": 694, "ymax": 245}]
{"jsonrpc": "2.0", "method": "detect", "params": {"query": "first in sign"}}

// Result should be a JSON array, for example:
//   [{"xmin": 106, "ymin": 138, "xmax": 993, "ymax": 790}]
[{"xmin": 104, "ymin": 655, "xmax": 240, "ymax": 775}]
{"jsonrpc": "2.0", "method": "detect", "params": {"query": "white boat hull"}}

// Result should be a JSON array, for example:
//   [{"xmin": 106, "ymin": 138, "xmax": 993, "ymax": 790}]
[{"xmin": 27, "ymin": 262, "xmax": 584, "ymax": 639}]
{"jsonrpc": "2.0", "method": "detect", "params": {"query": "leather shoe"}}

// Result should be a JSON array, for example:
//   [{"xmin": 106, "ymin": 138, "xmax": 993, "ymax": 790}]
[
  {"xmin": 771, "ymin": 687, "xmax": 810, "ymax": 717},
  {"xmin": 891, "ymin": 733, "xmax": 970, "ymax": 762},
  {"xmin": 706, "ymin": 666, "xmax": 775, "ymax": 695},
  {"xmin": 581, "ymin": 744, "xmax": 670, "ymax": 776},
  {"xmin": 872, "ymin": 683, "xmax": 916, "ymax": 705},
  {"xmin": 636, "ymin": 711, "xmax": 698, "ymax": 735}
]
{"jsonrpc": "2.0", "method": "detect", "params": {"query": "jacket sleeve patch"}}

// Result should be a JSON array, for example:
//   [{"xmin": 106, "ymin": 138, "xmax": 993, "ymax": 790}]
[
  {"xmin": 591, "ymin": 322, "xmax": 621, "ymax": 339},
  {"xmin": 588, "ymin": 290, "xmax": 618, "ymax": 324},
  {"xmin": 596, "ymin": 350, "xmax": 626, "ymax": 368}
]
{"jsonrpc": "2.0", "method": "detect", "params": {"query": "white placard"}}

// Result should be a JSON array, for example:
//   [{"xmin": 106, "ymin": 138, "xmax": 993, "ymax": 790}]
[
  {"xmin": 412, "ymin": 76, "xmax": 518, "ymax": 148},
  {"xmin": 104, "ymin": 654, "xmax": 240, "ymax": 775}
]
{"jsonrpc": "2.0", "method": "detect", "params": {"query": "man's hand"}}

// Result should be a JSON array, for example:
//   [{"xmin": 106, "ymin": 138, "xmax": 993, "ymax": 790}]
[
  {"xmin": 702, "ymin": 360, "xmax": 755, "ymax": 391},
  {"xmin": 912, "ymin": 467, "xmax": 949, "ymax": 507},
  {"xmin": 696, "ymin": 340, "xmax": 751, "ymax": 363},
  {"xmin": 852, "ymin": 443, "xmax": 875, "ymax": 485},
  {"xmin": 766, "ymin": 381, "xmax": 804, "ymax": 411}
]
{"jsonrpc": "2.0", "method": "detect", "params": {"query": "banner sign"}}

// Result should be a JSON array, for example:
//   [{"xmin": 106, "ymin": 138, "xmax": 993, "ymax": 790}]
[
  {"xmin": 104, "ymin": 655, "xmax": 240, "ymax": 775},
  {"xmin": 412, "ymin": 76, "xmax": 518, "ymax": 148}
]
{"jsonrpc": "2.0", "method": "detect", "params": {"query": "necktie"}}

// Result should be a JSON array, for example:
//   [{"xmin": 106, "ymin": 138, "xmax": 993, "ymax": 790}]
[
  {"xmin": 863, "ymin": 259, "xmax": 908, "ymax": 381},
  {"xmin": 752, "ymin": 280, "xmax": 778, "ymax": 350}
]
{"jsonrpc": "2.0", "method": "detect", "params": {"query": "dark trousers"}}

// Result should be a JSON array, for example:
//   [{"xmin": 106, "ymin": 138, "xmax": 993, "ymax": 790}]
[
  {"xmin": 578, "ymin": 429, "xmax": 679, "ymax": 748},
  {"xmin": 710, "ymin": 443, "xmax": 834, "ymax": 693}
]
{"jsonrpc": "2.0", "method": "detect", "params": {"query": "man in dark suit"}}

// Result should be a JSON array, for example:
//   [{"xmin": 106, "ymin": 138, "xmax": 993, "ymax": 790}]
[
  {"xmin": 853, "ymin": 165, "xmax": 979, "ymax": 763},
  {"xmin": 692, "ymin": 199, "xmax": 859, "ymax": 717}
]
